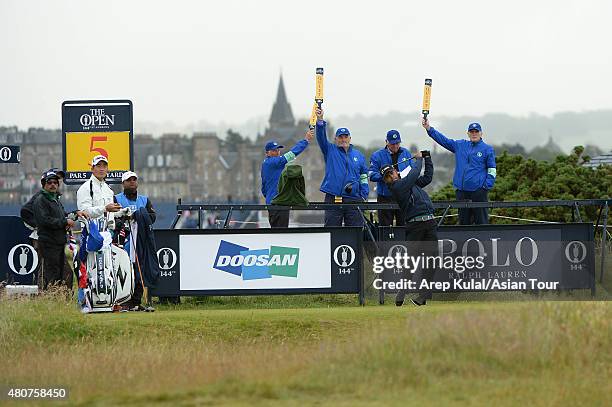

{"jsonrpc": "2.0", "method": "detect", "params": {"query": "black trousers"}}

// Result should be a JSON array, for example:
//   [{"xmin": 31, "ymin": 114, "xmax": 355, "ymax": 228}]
[
  {"xmin": 396, "ymin": 219, "xmax": 439, "ymax": 303},
  {"xmin": 456, "ymin": 188, "xmax": 489, "ymax": 225},
  {"xmin": 128, "ymin": 261, "xmax": 144, "ymax": 307},
  {"xmin": 377, "ymin": 195, "xmax": 405, "ymax": 227},
  {"xmin": 38, "ymin": 241, "xmax": 66, "ymax": 290},
  {"xmin": 323, "ymin": 194, "xmax": 364, "ymax": 227},
  {"xmin": 268, "ymin": 209, "xmax": 290, "ymax": 228}
]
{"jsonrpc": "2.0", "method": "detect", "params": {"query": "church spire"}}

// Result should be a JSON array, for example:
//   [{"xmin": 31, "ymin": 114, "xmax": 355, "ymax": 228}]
[{"xmin": 269, "ymin": 74, "xmax": 295, "ymax": 127}]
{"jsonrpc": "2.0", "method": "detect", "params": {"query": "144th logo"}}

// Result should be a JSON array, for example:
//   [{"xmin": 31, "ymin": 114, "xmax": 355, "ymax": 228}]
[
  {"xmin": 334, "ymin": 245, "xmax": 355, "ymax": 274},
  {"xmin": 8, "ymin": 244, "xmax": 38, "ymax": 275}
]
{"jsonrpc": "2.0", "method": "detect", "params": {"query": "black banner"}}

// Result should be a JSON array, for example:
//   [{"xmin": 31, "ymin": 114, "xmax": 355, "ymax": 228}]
[
  {"xmin": 151, "ymin": 227, "xmax": 363, "ymax": 297},
  {"xmin": 62, "ymin": 103, "xmax": 133, "ymax": 133},
  {"xmin": 0, "ymin": 145, "xmax": 20, "ymax": 164},
  {"xmin": 374, "ymin": 223, "xmax": 595, "ymax": 294},
  {"xmin": 0, "ymin": 216, "xmax": 40, "ymax": 285}
]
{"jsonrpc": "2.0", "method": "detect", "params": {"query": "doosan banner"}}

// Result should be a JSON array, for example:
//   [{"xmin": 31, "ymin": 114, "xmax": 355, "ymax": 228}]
[
  {"xmin": 180, "ymin": 233, "xmax": 331, "ymax": 290},
  {"xmin": 152, "ymin": 228, "xmax": 363, "ymax": 297}
]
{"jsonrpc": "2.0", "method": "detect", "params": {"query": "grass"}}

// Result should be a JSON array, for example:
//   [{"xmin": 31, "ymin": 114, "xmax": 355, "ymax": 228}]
[{"xmin": 0, "ymin": 292, "xmax": 610, "ymax": 406}]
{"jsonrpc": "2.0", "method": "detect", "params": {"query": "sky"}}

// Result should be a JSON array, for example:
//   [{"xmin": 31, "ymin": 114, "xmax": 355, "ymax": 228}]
[{"xmin": 1, "ymin": 0, "xmax": 611, "ymax": 133}]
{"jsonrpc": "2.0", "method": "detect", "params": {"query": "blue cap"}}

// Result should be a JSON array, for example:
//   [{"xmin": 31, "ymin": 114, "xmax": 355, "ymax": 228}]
[
  {"xmin": 386, "ymin": 130, "xmax": 401, "ymax": 144},
  {"xmin": 265, "ymin": 141, "xmax": 284, "ymax": 151},
  {"xmin": 335, "ymin": 127, "xmax": 351, "ymax": 137},
  {"xmin": 467, "ymin": 122, "xmax": 482, "ymax": 132}
]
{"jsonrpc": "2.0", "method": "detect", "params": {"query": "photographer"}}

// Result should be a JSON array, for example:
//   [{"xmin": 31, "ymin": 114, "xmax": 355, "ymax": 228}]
[{"xmin": 382, "ymin": 151, "xmax": 437, "ymax": 306}]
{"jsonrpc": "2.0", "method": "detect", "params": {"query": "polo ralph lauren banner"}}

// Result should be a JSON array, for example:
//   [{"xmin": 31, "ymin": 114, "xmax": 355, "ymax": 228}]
[{"xmin": 372, "ymin": 223, "xmax": 595, "ymax": 294}]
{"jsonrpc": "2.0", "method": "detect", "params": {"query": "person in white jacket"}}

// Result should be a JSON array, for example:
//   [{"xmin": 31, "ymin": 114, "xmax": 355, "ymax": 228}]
[
  {"xmin": 77, "ymin": 155, "xmax": 122, "ymax": 219},
  {"xmin": 76, "ymin": 155, "xmax": 124, "ymax": 312}
]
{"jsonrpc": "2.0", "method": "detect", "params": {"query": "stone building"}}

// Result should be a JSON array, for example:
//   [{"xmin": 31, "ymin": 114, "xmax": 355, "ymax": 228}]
[
  {"xmin": 0, "ymin": 74, "xmax": 340, "ymax": 210},
  {"xmin": 253, "ymin": 74, "xmax": 329, "ymax": 203},
  {"xmin": 0, "ymin": 127, "xmax": 66, "ymax": 204}
]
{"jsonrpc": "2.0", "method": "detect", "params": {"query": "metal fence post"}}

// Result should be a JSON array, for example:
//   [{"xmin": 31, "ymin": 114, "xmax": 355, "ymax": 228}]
[
  {"xmin": 600, "ymin": 201, "xmax": 608, "ymax": 284},
  {"xmin": 170, "ymin": 198, "xmax": 182, "ymax": 229},
  {"xmin": 438, "ymin": 204, "xmax": 452, "ymax": 227}
]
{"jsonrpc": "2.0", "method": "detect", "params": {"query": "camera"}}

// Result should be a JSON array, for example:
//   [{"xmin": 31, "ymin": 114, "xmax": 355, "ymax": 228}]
[
  {"xmin": 344, "ymin": 183, "xmax": 353, "ymax": 194},
  {"xmin": 420, "ymin": 150, "xmax": 431, "ymax": 158}
]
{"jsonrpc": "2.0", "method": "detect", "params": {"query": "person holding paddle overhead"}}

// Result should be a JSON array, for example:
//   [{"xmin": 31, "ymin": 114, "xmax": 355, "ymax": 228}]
[{"xmin": 423, "ymin": 118, "xmax": 496, "ymax": 224}]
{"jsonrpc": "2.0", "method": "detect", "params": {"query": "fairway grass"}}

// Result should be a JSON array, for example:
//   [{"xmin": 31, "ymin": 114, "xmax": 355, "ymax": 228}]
[{"xmin": 0, "ymin": 295, "xmax": 610, "ymax": 406}]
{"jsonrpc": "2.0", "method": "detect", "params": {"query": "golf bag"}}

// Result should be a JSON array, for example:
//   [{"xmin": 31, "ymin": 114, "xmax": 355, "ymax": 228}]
[{"xmin": 82, "ymin": 215, "xmax": 134, "ymax": 312}]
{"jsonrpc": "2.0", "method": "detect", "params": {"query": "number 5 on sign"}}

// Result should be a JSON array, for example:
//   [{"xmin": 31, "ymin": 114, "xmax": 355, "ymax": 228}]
[
  {"xmin": 89, "ymin": 136, "xmax": 108, "ymax": 158},
  {"xmin": 65, "ymin": 131, "xmax": 130, "ymax": 172}
]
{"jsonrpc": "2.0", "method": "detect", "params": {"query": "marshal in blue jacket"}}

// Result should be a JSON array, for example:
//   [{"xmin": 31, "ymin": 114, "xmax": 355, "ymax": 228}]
[
  {"xmin": 316, "ymin": 120, "xmax": 369, "ymax": 200},
  {"xmin": 427, "ymin": 127, "xmax": 496, "ymax": 192},
  {"xmin": 260, "ymin": 139, "xmax": 309, "ymax": 204},
  {"xmin": 368, "ymin": 146, "xmax": 413, "ymax": 197}
]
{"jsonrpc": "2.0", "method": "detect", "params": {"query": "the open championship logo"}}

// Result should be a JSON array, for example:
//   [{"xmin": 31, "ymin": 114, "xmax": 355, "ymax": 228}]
[
  {"xmin": 214, "ymin": 240, "xmax": 299, "ymax": 280},
  {"xmin": 80, "ymin": 108, "xmax": 115, "ymax": 130},
  {"xmin": 8, "ymin": 244, "xmax": 38, "ymax": 275},
  {"xmin": 334, "ymin": 245, "xmax": 355, "ymax": 274},
  {"xmin": 387, "ymin": 244, "xmax": 407, "ymax": 274},
  {"xmin": 0, "ymin": 147, "xmax": 11, "ymax": 162},
  {"xmin": 157, "ymin": 248, "xmax": 177, "ymax": 270},
  {"xmin": 334, "ymin": 245, "xmax": 355, "ymax": 267},
  {"xmin": 565, "ymin": 241, "xmax": 587, "ymax": 271}
]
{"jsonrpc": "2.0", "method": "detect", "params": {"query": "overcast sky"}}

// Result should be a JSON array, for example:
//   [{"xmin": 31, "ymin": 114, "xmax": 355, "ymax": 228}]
[{"xmin": 2, "ymin": 0, "xmax": 611, "ymax": 131}]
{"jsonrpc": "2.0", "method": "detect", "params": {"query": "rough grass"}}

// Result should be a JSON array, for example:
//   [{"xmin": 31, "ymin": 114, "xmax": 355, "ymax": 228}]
[{"xmin": 0, "ymin": 293, "xmax": 610, "ymax": 406}]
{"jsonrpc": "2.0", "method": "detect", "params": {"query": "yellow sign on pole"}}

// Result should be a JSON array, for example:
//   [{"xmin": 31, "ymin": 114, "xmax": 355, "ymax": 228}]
[
  {"xmin": 315, "ymin": 67, "xmax": 324, "ymax": 108},
  {"xmin": 62, "ymin": 100, "xmax": 133, "ymax": 184},
  {"xmin": 65, "ymin": 131, "xmax": 131, "ymax": 172},
  {"xmin": 422, "ymin": 78, "xmax": 432, "ymax": 119},
  {"xmin": 308, "ymin": 102, "xmax": 318, "ymax": 129}
]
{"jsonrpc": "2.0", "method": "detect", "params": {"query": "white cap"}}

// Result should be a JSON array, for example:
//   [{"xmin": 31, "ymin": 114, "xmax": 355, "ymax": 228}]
[
  {"xmin": 91, "ymin": 155, "xmax": 108, "ymax": 166},
  {"xmin": 121, "ymin": 171, "xmax": 138, "ymax": 182}
]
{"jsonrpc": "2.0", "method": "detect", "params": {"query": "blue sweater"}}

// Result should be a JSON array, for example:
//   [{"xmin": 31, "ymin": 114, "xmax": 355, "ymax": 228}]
[
  {"xmin": 368, "ymin": 146, "xmax": 413, "ymax": 197},
  {"xmin": 260, "ymin": 139, "xmax": 309, "ymax": 204},
  {"xmin": 427, "ymin": 127, "xmax": 496, "ymax": 192},
  {"xmin": 316, "ymin": 120, "xmax": 369, "ymax": 200}
]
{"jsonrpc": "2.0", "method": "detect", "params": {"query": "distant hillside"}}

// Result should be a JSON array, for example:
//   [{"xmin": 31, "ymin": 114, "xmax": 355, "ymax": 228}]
[
  {"xmin": 135, "ymin": 110, "xmax": 612, "ymax": 154},
  {"xmin": 333, "ymin": 110, "xmax": 612, "ymax": 153}
]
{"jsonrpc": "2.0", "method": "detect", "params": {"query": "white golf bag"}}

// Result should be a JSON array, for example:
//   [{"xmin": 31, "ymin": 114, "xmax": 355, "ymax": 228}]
[{"xmin": 82, "ymin": 213, "xmax": 134, "ymax": 312}]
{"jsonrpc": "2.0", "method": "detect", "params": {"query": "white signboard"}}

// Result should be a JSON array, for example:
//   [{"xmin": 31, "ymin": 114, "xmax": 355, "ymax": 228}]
[{"xmin": 179, "ymin": 233, "xmax": 332, "ymax": 290}]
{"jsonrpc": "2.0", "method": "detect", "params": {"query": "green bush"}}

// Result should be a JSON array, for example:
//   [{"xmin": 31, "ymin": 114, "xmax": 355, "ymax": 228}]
[{"xmin": 432, "ymin": 146, "xmax": 612, "ymax": 224}]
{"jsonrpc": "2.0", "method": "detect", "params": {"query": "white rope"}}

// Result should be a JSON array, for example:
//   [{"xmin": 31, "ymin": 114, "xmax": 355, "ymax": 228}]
[
  {"xmin": 210, "ymin": 211, "xmax": 612, "ymax": 233},
  {"xmin": 488, "ymin": 214, "xmax": 560, "ymax": 224},
  {"xmin": 434, "ymin": 213, "xmax": 611, "ymax": 238},
  {"xmin": 435, "ymin": 212, "xmax": 560, "ymax": 224}
]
